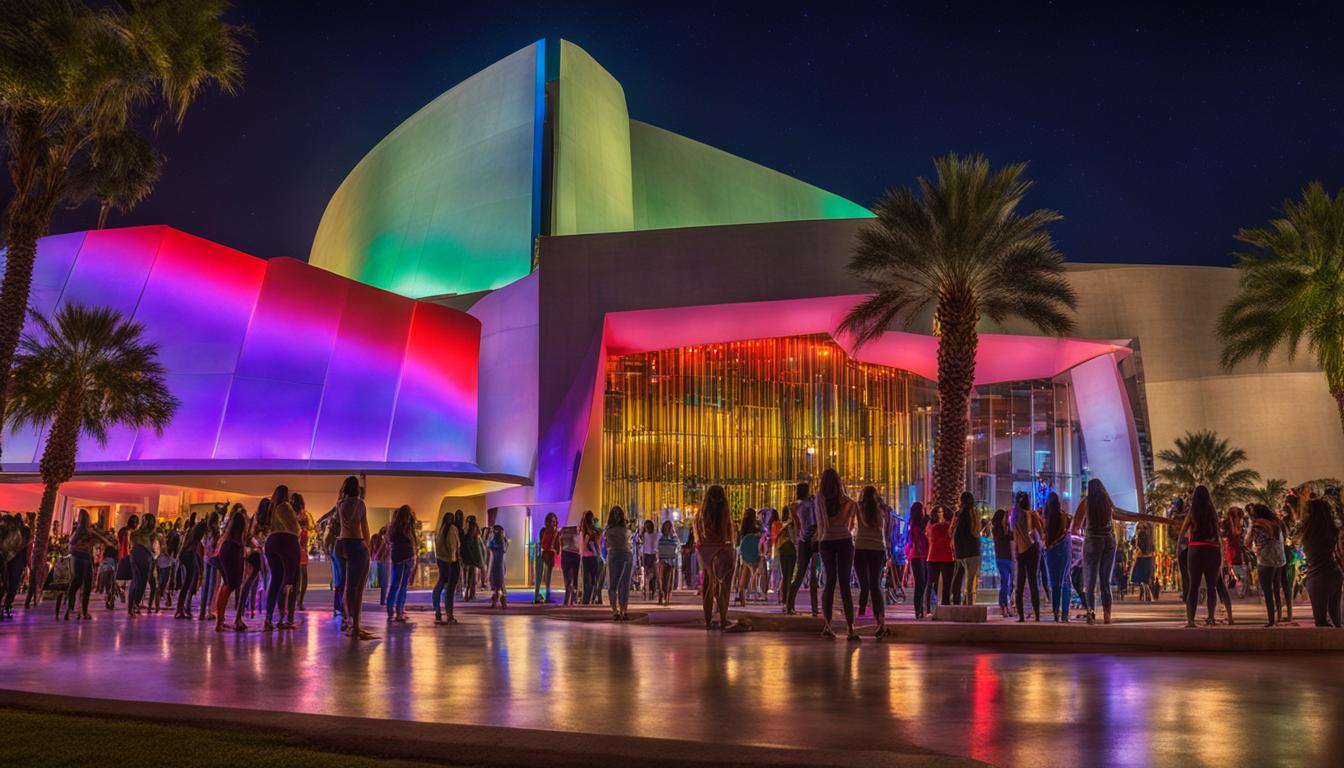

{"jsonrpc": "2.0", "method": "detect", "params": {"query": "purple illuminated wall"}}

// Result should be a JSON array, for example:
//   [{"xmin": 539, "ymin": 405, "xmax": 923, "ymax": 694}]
[{"xmin": 2, "ymin": 226, "xmax": 481, "ymax": 471}]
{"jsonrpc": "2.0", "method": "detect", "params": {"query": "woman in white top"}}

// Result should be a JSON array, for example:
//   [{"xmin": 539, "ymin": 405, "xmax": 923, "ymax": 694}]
[
  {"xmin": 639, "ymin": 519, "xmax": 660, "ymax": 601},
  {"xmin": 334, "ymin": 475, "xmax": 375, "ymax": 640}
]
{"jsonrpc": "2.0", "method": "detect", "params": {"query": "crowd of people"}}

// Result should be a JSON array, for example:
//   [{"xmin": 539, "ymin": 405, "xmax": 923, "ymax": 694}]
[{"xmin": 3, "ymin": 470, "xmax": 1343, "ymax": 636}]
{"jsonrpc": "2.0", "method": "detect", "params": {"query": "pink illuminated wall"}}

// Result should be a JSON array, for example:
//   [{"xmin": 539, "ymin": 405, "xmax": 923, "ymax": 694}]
[{"xmin": 2, "ymin": 226, "xmax": 481, "ymax": 472}]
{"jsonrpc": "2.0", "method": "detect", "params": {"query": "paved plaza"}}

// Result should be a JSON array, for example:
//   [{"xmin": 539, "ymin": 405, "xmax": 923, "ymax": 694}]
[{"xmin": 1, "ymin": 589, "xmax": 1341, "ymax": 767}]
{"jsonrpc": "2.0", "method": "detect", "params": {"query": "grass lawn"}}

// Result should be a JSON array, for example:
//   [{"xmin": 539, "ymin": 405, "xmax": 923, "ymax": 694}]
[{"xmin": 0, "ymin": 707, "xmax": 461, "ymax": 767}]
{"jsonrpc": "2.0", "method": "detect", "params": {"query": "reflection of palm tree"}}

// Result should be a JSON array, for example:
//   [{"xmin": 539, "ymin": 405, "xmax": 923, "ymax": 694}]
[
  {"xmin": 1155, "ymin": 430, "xmax": 1261, "ymax": 509},
  {"xmin": 8, "ymin": 304, "xmax": 178, "ymax": 596},
  {"xmin": 840, "ymin": 154, "xmax": 1076, "ymax": 508}
]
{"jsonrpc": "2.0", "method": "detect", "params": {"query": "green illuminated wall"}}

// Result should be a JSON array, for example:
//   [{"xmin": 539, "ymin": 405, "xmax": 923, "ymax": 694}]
[
  {"xmin": 629, "ymin": 121, "xmax": 872, "ymax": 229},
  {"xmin": 309, "ymin": 42, "xmax": 544, "ymax": 298},
  {"xmin": 550, "ymin": 41, "xmax": 634, "ymax": 236}
]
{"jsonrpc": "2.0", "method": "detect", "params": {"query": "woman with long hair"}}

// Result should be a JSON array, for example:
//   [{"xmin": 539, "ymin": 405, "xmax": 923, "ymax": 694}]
[
  {"xmin": 334, "ymin": 475, "xmax": 374, "ymax": 639},
  {"xmin": 991, "ymin": 508, "xmax": 1013, "ymax": 617},
  {"xmin": 237, "ymin": 499, "xmax": 267, "ymax": 621},
  {"xmin": 603, "ymin": 506, "xmax": 633, "ymax": 619},
  {"xmin": 65, "ymin": 509, "xmax": 114, "ymax": 620},
  {"xmin": 198, "ymin": 506, "xmax": 224, "ymax": 622},
  {"xmin": 1180, "ymin": 485, "xmax": 1224, "ymax": 627},
  {"xmin": 1299, "ymin": 497, "xmax": 1342, "ymax": 627},
  {"xmin": 784, "ymin": 482, "xmax": 818, "ymax": 616},
  {"xmin": 854, "ymin": 486, "xmax": 891, "ymax": 638},
  {"xmin": 926, "ymin": 505, "xmax": 955, "ymax": 611},
  {"xmin": 951, "ymin": 492, "xmax": 981, "ymax": 606},
  {"xmin": 815, "ymin": 468, "xmax": 859, "ymax": 640},
  {"xmin": 1130, "ymin": 521, "xmax": 1156, "ymax": 602},
  {"xmin": 1070, "ymin": 478, "xmax": 1119, "ymax": 625},
  {"xmin": 694, "ymin": 485, "xmax": 736, "ymax": 630},
  {"xmin": 558, "ymin": 519, "xmax": 581, "ymax": 606},
  {"xmin": 386, "ymin": 504, "xmax": 416, "ymax": 622},
  {"xmin": 461, "ymin": 516, "xmax": 484, "ymax": 602},
  {"xmin": 535, "ymin": 512, "xmax": 560, "ymax": 604},
  {"xmin": 1248, "ymin": 503, "xmax": 1286, "ymax": 626},
  {"xmin": 907, "ymin": 502, "xmax": 931, "ymax": 619},
  {"xmin": 487, "ymin": 523, "xmax": 510, "ymax": 609},
  {"xmin": 656, "ymin": 520, "xmax": 679, "ymax": 605},
  {"xmin": 1010, "ymin": 492, "xmax": 1043, "ymax": 622},
  {"xmin": 262, "ymin": 484, "xmax": 302, "ymax": 631},
  {"xmin": 127, "ymin": 513, "xmax": 158, "ymax": 616},
  {"xmin": 176, "ymin": 511, "xmax": 209, "ymax": 620},
  {"xmin": 433, "ymin": 510, "xmax": 461, "ymax": 624},
  {"xmin": 1225, "ymin": 506, "xmax": 1250, "ymax": 597},
  {"xmin": 579, "ymin": 511, "xmax": 603, "ymax": 605},
  {"xmin": 213, "ymin": 505, "xmax": 249, "ymax": 632},
  {"xmin": 639, "ymin": 518, "xmax": 659, "ymax": 602},
  {"xmin": 1040, "ymin": 492, "xmax": 1073, "ymax": 622},
  {"xmin": 735, "ymin": 512, "xmax": 763, "ymax": 606}
]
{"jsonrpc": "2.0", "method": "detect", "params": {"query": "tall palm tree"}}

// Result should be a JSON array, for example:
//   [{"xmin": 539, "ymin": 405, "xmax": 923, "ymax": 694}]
[
  {"xmin": 1155, "ymin": 430, "xmax": 1261, "ymax": 509},
  {"xmin": 65, "ymin": 127, "xmax": 163, "ymax": 229},
  {"xmin": 839, "ymin": 154, "xmax": 1077, "ymax": 507},
  {"xmin": 1217, "ymin": 182, "xmax": 1344, "ymax": 436},
  {"xmin": 1246, "ymin": 478, "xmax": 1288, "ymax": 509},
  {"xmin": 6, "ymin": 304, "xmax": 178, "ymax": 597},
  {"xmin": 0, "ymin": 0, "xmax": 243, "ymax": 462}
]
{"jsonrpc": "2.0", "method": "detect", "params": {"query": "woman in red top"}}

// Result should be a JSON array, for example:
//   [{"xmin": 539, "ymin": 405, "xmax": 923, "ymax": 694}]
[
  {"xmin": 906, "ymin": 502, "xmax": 931, "ymax": 619},
  {"xmin": 533, "ymin": 512, "xmax": 559, "ymax": 604},
  {"xmin": 926, "ymin": 505, "xmax": 955, "ymax": 609}
]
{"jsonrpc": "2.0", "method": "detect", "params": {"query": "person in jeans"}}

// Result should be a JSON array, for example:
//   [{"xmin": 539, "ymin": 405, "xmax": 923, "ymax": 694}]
[
  {"xmin": 784, "ymin": 483, "xmax": 818, "ymax": 616},
  {"xmin": 1299, "ymin": 498, "xmax": 1342, "ymax": 627},
  {"xmin": 951, "ymin": 492, "xmax": 981, "ymax": 605},
  {"xmin": 534, "ymin": 512, "xmax": 560, "ymax": 604},
  {"xmin": 369, "ymin": 527, "xmax": 389, "ymax": 606},
  {"xmin": 853, "ymin": 486, "xmax": 891, "ymax": 639},
  {"xmin": 906, "ymin": 502, "xmax": 931, "ymax": 619},
  {"xmin": 603, "ymin": 507, "xmax": 633, "ymax": 620},
  {"xmin": 656, "ymin": 520, "xmax": 679, "ymax": 606},
  {"xmin": 432, "ymin": 511, "xmax": 462, "ymax": 624},
  {"xmin": 815, "ymin": 468, "xmax": 859, "ymax": 641},
  {"xmin": 638, "ymin": 519, "xmax": 659, "ymax": 602},
  {"xmin": 1011, "ymin": 492, "xmax": 1043, "ymax": 622},
  {"xmin": 1040, "ymin": 492, "xmax": 1073, "ymax": 622},
  {"xmin": 1071, "ymin": 478, "xmax": 1120, "ymax": 625},
  {"xmin": 1180, "ymin": 485, "xmax": 1224, "ymax": 627},
  {"xmin": 385, "ymin": 505, "xmax": 416, "ymax": 622}
]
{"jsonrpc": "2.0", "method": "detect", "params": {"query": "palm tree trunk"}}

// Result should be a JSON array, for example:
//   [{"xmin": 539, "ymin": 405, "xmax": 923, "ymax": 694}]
[
  {"xmin": 932, "ymin": 291, "xmax": 979, "ymax": 509},
  {"xmin": 0, "ymin": 196, "xmax": 58, "ymax": 466},
  {"xmin": 26, "ymin": 397, "xmax": 82, "ymax": 597},
  {"xmin": 96, "ymin": 201, "xmax": 110, "ymax": 230}
]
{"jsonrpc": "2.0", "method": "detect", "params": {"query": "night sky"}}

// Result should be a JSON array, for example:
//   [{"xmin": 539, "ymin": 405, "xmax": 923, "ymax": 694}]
[{"xmin": 41, "ymin": 1, "xmax": 1344, "ymax": 267}]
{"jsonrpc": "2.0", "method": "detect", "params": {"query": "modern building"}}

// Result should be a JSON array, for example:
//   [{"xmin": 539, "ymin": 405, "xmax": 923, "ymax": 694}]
[{"xmin": 2, "ymin": 40, "xmax": 1338, "ymax": 581}]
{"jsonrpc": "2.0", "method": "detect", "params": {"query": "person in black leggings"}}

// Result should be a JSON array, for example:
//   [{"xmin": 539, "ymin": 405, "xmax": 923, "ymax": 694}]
[
  {"xmin": 906, "ymin": 503, "xmax": 930, "ymax": 620},
  {"xmin": 127, "ymin": 514, "xmax": 158, "ymax": 616},
  {"xmin": 815, "ymin": 469, "xmax": 858, "ymax": 641},
  {"xmin": 1181, "ymin": 485, "xmax": 1224, "ymax": 627},
  {"xmin": 333, "ymin": 475, "xmax": 375, "ymax": 640},
  {"xmin": 853, "ymin": 486, "xmax": 891, "ymax": 638},
  {"xmin": 263, "ymin": 485, "xmax": 303, "ymax": 631},
  {"xmin": 1010, "ymin": 493, "xmax": 1043, "ymax": 622},
  {"xmin": 65, "ymin": 510, "xmax": 114, "ymax": 620},
  {"xmin": 1299, "ymin": 498, "xmax": 1343, "ymax": 627},
  {"xmin": 214, "ymin": 506, "xmax": 248, "ymax": 632},
  {"xmin": 176, "ymin": 513, "xmax": 206, "ymax": 619}
]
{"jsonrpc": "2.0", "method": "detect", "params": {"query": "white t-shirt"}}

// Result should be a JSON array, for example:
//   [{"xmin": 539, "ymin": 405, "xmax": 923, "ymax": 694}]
[{"xmin": 639, "ymin": 531, "xmax": 659, "ymax": 555}]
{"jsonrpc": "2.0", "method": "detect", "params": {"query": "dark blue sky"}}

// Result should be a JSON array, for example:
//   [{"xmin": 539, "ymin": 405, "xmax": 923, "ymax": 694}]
[{"xmin": 46, "ymin": 1, "xmax": 1344, "ymax": 267}]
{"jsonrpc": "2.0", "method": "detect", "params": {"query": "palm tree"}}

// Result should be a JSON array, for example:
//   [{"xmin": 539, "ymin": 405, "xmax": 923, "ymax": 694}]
[
  {"xmin": 0, "ymin": 0, "xmax": 243, "ymax": 462},
  {"xmin": 1246, "ymin": 478, "xmax": 1288, "ymax": 509},
  {"xmin": 1155, "ymin": 430, "xmax": 1261, "ymax": 509},
  {"xmin": 1217, "ymin": 182, "xmax": 1344, "ymax": 436},
  {"xmin": 839, "ymin": 154, "xmax": 1077, "ymax": 507},
  {"xmin": 66, "ymin": 128, "xmax": 163, "ymax": 229},
  {"xmin": 6, "ymin": 304, "xmax": 178, "ymax": 597}
]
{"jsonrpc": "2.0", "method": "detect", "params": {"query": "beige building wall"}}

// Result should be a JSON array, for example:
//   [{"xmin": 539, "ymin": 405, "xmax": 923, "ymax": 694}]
[{"xmin": 1000, "ymin": 264, "xmax": 1343, "ymax": 484}]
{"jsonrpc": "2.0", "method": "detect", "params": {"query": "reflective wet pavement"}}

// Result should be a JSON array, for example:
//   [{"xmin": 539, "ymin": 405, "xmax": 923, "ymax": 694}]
[{"xmin": 1, "ymin": 606, "xmax": 1340, "ymax": 767}]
